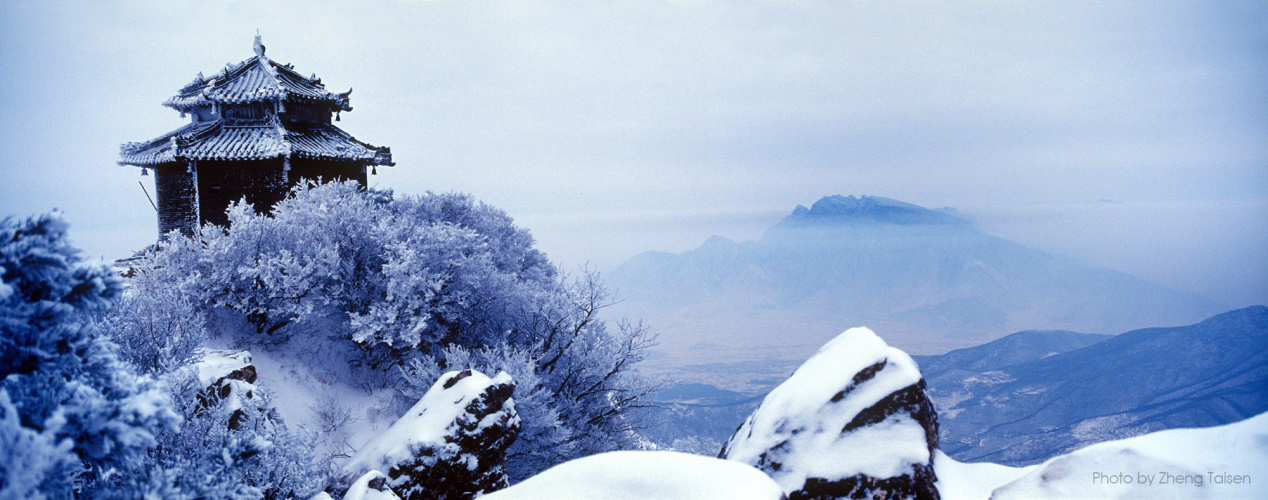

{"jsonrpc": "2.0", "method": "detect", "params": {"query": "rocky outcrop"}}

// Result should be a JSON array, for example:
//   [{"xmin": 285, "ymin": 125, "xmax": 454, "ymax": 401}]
[
  {"xmin": 342, "ymin": 470, "xmax": 400, "ymax": 500},
  {"xmin": 343, "ymin": 369, "xmax": 520, "ymax": 499},
  {"xmin": 191, "ymin": 349, "xmax": 259, "ymax": 429},
  {"xmin": 720, "ymin": 327, "xmax": 940, "ymax": 500}
]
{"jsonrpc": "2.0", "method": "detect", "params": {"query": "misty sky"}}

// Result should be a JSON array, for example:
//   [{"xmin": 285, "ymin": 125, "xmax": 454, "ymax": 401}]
[{"xmin": 1, "ymin": 1, "xmax": 1264, "ymax": 307}]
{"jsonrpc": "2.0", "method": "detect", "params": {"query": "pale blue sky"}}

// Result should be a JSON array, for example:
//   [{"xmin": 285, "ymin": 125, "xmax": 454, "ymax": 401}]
[{"xmin": 1, "ymin": 1, "xmax": 1264, "ymax": 306}]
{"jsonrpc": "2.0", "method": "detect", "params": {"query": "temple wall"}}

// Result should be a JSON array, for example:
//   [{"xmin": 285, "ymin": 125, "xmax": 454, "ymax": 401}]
[
  {"xmin": 154, "ymin": 163, "xmax": 199, "ymax": 237},
  {"xmin": 196, "ymin": 159, "xmax": 288, "ymax": 228},
  {"xmin": 289, "ymin": 159, "xmax": 369, "ymax": 188}
]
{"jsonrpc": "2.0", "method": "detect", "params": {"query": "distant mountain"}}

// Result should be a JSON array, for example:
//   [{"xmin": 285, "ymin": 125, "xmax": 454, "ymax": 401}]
[
  {"xmin": 607, "ymin": 195, "xmax": 1225, "ymax": 374},
  {"xmin": 924, "ymin": 306, "xmax": 1268, "ymax": 466},
  {"xmin": 912, "ymin": 329, "xmax": 1114, "ymax": 376}
]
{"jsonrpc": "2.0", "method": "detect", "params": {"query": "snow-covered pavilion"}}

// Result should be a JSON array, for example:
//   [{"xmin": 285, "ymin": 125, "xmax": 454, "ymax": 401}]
[{"xmin": 119, "ymin": 35, "xmax": 394, "ymax": 237}]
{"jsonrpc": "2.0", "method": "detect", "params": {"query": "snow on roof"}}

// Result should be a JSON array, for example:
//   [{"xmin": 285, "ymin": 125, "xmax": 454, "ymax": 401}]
[
  {"xmin": 163, "ymin": 38, "xmax": 352, "ymax": 111},
  {"xmin": 119, "ymin": 121, "xmax": 393, "ymax": 166},
  {"xmin": 484, "ymin": 451, "xmax": 785, "ymax": 500},
  {"xmin": 989, "ymin": 412, "xmax": 1268, "ymax": 499},
  {"xmin": 342, "ymin": 369, "xmax": 515, "ymax": 477},
  {"xmin": 723, "ymin": 327, "xmax": 930, "ymax": 491}
]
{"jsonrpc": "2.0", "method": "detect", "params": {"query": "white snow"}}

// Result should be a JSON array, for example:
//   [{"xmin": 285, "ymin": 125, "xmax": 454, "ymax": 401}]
[
  {"xmin": 484, "ymin": 451, "xmax": 784, "ymax": 500},
  {"xmin": 342, "ymin": 470, "xmax": 400, "ymax": 500},
  {"xmin": 342, "ymin": 369, "xmax": 514, "ymax": 478},
  {"xmin": 194, "ymin": 349, "xmax": 252, "ymax": 387},
  {"xmin": 202, "ymin": 331, "xmax": 401, "ymax": 466},
  {"xmin": 933, "ymin": 450, "xmax": 1034, "ymax": 500},
  {"xmin": 990, "ymin": 412, "xmax": 1268, "ymax": 499},
  {"xmin": 723, "ymin": 327, "xmax": 928, "ymax": 492}
]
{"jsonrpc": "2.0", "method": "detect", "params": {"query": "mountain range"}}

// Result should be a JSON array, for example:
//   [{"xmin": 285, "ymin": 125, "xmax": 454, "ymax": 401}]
[
  {"xmin": 607, "ymin": 195, "xmax": 1225, "ymax": 379},
  {"xmin": 915, "ymin": 305, "xmax": 1268, "ymax": 465}
]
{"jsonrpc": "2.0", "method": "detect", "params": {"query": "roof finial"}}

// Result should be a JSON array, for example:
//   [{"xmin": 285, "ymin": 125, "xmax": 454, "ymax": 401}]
[{"xmin": 253, "ymin": 30, "xmax": 266, "ymax": 58}]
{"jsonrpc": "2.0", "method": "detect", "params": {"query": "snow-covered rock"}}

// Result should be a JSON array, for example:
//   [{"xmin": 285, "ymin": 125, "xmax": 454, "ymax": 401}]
[
  {"xmin": 484, "ymin": 450, "xmax": 785, "ymax": 500},
  {"xmin": 191, "ymin": 349, "xmax": 260, "ymax": 429},
  {"xmin": 342, "ymin": 470, "xmax": 400, "ymax": 500},
  {"xmin": 721, "ymin": 327, "xmax": 940, "ymax": 499},
  {"xmin": 989, "ymin": 412, "xmax": 1268, "ymax": 499},
  {"xmin": 343, "ymin": 369, "xmax": 520, "ymax": 499}
]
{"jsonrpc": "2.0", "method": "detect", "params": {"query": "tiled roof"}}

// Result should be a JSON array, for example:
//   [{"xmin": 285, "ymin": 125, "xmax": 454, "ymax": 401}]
[
  {"xmin": 163, "ymin": 55, "xmax": 352, "ymax": 111},
  {"xmin": 119, "ymin": 121, "xmax": 392, "ymax": 167}
]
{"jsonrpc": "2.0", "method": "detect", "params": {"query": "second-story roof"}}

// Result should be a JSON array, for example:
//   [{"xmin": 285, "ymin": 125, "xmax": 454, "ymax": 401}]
[{"xmin": 163, "ymin": 36, "xmax": 353, "ymax": 112}]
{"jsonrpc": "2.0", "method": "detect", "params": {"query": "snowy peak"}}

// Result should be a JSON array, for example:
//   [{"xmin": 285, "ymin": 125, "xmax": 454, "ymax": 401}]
[{"xmin": 778, "ymin": 195, "xmax": 970, "ymax": 227}]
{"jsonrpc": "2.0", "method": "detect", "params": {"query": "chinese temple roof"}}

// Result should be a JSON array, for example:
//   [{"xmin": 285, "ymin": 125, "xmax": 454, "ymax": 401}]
[
  {"xmin": 163, "ymin": 35, "xmax": 353, "ymax": 112},
  {"xmin": 119, "ymin": 120, "xmax": 393, "ymax": 166},
  {"xmin": 120, "ymin": 35, "xmax": 393, "ymax": 168}
]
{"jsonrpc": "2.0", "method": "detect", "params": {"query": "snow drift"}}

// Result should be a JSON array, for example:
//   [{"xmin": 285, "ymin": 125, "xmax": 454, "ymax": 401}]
[
  {"xmin": 484, "ymin": 450, "xmax": 784, "ymax": 500},
  {"xmin": 989, "ymin": 412, "xmax": 1268, "ymax": 499}
]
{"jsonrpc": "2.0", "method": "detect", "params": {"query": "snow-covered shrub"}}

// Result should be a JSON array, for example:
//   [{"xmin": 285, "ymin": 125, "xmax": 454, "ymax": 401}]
[
  {"xmin": 101, "ymin": 285, "xmax": 207, "ymax": 376},
  {"xmin": 129, "ymin": 181, "xmax": 657, "ymax": 480},
  {"xmin": 96, "ymin": 370, "xmax": 323, "ymax": 499},
  {"xmin": 401, "ymin": 280, "xmax": 659, "ymax": 479},
  {"xmin": 0, "ymin": 213, "xmax": 179, "ymax": 496}
]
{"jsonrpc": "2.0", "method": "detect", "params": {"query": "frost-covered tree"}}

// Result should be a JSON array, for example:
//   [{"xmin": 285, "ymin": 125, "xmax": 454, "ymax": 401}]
[
  {"xmin": 94, "ymin": 284, "xmax": 319, "ymax": 498},
  {"xmin": 101, "ymin": 285, "xmax": 206, "ymax": 376},
  {"xmin": 0, "ymin": 213, "xmax": 179, "ymax": 497},
  {"xmin": 402, "ymin": 272, "xmax": 659, "ymax": 478},
  {"xmin": 96, "ymin": 371, "xmax": 322, "ymax": 499},
  {"xmin": 130, "ymin": 182, "xmax": 658, "ymax": 479}
]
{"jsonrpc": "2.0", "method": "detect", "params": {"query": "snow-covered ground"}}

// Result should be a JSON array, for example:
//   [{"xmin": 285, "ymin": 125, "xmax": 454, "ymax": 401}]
[
  {"xmin": 989, "ymin": 412, "xmax": 1268, "ymax": 499},
  {"xmin": 202, "ymin": 331, "xmax": 402, "ymax": 465},
  {"xmin": 933, "ymin": 450, "xmax": 1034, "ymax": 500},
  {"xmin": 484, "ymin": 450, "xmax": 784, "ymax": 500}
]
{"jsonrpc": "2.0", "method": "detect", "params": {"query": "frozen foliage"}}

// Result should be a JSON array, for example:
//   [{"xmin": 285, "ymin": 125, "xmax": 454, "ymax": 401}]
[
  {"xmin": 989, "ymin": 412, "xmax": 1268, "ymax": 499},
  {"xmin": 400, "ymin": 279, "xmax": 658, "ymax": 480},
  {"xmin": 721, "ymin": 327, "xmax": 940, "ymax": 499},
  {"xmin": 345, "ymin": 369, "xmax": 519, "ymax": 498},
  {"xmin": 97, "ymin": 365, "xmax": 322, "ymax": 499},
  {"xmin": 0, "ymin": 390, "xmax": 74, "ymax": 499},
  {"xmin": 100, "ymin": 281, "xmax": 207, "ymax": 376},
  {"xmin": 133, "ymin": 181, "xmax": 656, "ymax": 478},
  {"xmin": 0, "ymin": 213, "xmax": 179, "ymax": 497},
  {"xmin": 484, "ymin": 450, "xmax": 785, "ymax": 500}
]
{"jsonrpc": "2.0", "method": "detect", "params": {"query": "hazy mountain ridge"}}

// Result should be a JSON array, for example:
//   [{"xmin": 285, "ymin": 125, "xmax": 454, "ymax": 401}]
[
  {"xmin": 609, "ymin": 195, "xmax": 1225, "ymax": 367},
  {"xmin": 912, "ymin": 329, "xmax": 1115, "ymax": 376},
  {"xmin": 925, "ymin": 305, "xmax": 1268, "ymax": 465},
  {"xmin": 777, "ymin": 195, "xmax": 971, "ymax": 227}
]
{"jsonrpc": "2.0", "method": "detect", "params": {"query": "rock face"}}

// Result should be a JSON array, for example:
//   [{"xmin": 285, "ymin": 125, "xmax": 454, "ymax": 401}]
[
  {"xmin": 720, "ymin": 327, "xmax": 940, "ymax": 500},
  {"xmin": 191, "ymin": 349, "xmax": 259, "ymax": 429},
  {"xmin": 342, "ymin": 470, "xmax": 401, "ymax": 500},
  {"xmin": 344, "ymin": 369, "xmax": 520, "ymax": 499}
]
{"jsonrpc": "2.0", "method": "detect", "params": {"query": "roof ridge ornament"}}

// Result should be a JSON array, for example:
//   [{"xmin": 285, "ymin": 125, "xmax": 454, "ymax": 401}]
[{"xmin": 253, "ymin": 30, "xmax": 266, "ymax": 58}]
